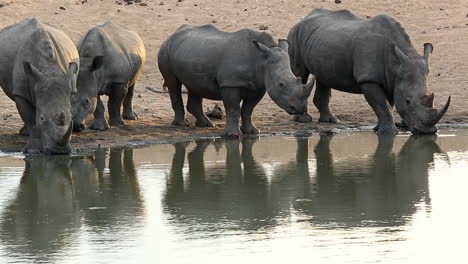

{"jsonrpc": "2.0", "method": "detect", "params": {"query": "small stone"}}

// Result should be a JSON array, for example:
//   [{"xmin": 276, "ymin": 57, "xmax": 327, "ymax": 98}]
[
  {"xmin": 159, "ymin": 1, "xmax": 164, "ymax": 5},
  {"xmin": 258, "ymin": 24, "xmax": 268, "ymax": 30},
  {"xmin": 335, "ymin": 0, "xmax": 342, "ymax": 4},
  {"xmin": 59, "ymin": 6, "xmax": 66, "ymax": 10},
  {"xmin": 212, "ymin": 19, "xmax": 217, "ymax": 23},
  {"xmin": 139, "ymin": 2, "xmax": 147, "ymax": 6}
]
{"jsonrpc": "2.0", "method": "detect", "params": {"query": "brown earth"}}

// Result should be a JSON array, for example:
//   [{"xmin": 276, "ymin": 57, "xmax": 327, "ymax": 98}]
[{"xmin": 0, "ymin": 0, "xmax": 467, "ymax": 153}]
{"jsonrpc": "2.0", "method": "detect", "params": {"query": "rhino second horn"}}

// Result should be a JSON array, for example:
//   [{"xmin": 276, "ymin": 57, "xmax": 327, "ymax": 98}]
[{"xmin": 431, "ymin": 96, "xmax": 451, "ymax": 125}]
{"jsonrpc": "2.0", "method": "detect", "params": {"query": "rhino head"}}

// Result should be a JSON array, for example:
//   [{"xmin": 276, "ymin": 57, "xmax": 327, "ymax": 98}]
[
  {"xmin": 253, "ymin": 40, "xmax": 313, "ymax": 115},
  {"xmin": 71, "ymin": 56, "xmax": 104, "ymax": 132},
  {"xmin": 24, "ymin": 62, "xmax": 78, "ymax": 154},
  {"xmin": 393, "ymin": 43, "xmax": 450, "ymax": 134}
]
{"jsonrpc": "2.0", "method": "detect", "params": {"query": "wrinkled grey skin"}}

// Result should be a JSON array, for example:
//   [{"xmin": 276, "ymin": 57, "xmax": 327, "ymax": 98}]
[
  {"xmin": 158, "ymin": 24, "xmax": 314, "ymax": 137},
  {"xmin": 287, "ymin": 8, "xmax": 450, "ymax": 134},
  {"xmin": 0, "ymin": 18, "xmax": 79, "ymax": 154},
  {"xmin": 72, "ymin": 21, "xmax": 146, "ymax": 132}
]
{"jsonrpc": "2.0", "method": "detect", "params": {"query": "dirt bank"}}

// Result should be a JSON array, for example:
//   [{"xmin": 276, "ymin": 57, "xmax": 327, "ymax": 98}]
[{"xmin": 1, "ymin": 0, "xmax": 467, "ymax": 153}]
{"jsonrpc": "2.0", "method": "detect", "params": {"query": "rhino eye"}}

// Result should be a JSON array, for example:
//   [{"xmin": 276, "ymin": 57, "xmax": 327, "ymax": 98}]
[
  {"xmin": 279, "ymin": 82, "xmax": 284, "ymax": 87},
  {"xmin": 406, "ymin": 99, "xmax": 411, "ymax": 105}
]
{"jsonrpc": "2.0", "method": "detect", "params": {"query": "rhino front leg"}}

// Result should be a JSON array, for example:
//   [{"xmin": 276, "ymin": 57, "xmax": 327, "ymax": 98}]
[
  {"xmin": 240, "ymin": 90, "xmax": 265, "ymax": 134},
  {"xmin": 361, "ymin": 83, "xmax": 398, "ymax": 135},
  {"xmin": 221, "ymin": 87, "xmax": 242, "ymax": 138},
  {"xmin": 90, "ymin": 96, "xmax": 110, "ymax": 130},
  {"xmin": 15, "ymin": 97, "xmax": 41, "ymax": 153},
  {"xmin": 122, "ymin": 84, "xmax": 138, "ymax": 120},
  {"xmin": 108, "ymin": 83, "xmax": 126, "ymax": 127},
  {"xmin": 313, "ymin": 81, "xmax": 339, "ymax": 123},
  {"xmin": 187, "ymin": 92, "xmax": 214, "ymax": 127}
]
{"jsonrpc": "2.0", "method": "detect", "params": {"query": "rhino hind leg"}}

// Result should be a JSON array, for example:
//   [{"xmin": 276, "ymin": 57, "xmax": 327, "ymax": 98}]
[
  {"xmin": 361, "ymin": 83, "xmax": 398, "ymax": 135},
  {"xmin": 220, "ymin": 87, "xmax": 242, "ymax": 138},
  {"xmin": 186, "ymin": 92, "xmax": 214, "ymax": 127},
  {"xmin": 108, "ymin": 83, "xmax": 126, "ymax": 127},
  {"xmin": 90, "ymin": 96, "xmax": 110, "ymax": 130},
  {"xmin": 122, "ymin": 84, "xmax": 138, "ymax": 120},
  {"xmin": 240, "ymin": 90, "xmax": 265, "ymax": 134},
  {"xmin": 313, "ymin": 81, "xmax": 339, "ymax": 123},
  {"xmin": 167, "ymin": 78, "xmax": 190, "ymax": 127}
]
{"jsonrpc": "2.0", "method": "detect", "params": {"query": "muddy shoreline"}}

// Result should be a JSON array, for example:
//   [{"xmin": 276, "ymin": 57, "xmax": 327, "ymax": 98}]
[
  {"xmin": 1, "ymin": 0, "xmax": 468, "ymax": 155},
  {"xmin": 1, "ymin": 120, "xmax": 467, "ymax": 155}
]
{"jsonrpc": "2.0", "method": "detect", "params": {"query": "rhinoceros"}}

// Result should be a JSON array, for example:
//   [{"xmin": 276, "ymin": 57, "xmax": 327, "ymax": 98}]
[
  {"xmin": 287, "ymin": 8, "xmax": 450, "ymax": 134},
  {"xmin": 71, "ymin": 21, "xmax": 146, "ymax": 132},
  {"xmin": 158, "ymin": 24, "xmax": 314, "ymax": 137},
  {"xmin": 0, "ymin": 18, "xmax": 79, "ymax": 154}
]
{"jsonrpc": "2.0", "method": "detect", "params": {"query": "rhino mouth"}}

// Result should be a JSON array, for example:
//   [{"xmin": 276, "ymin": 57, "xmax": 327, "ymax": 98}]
[{"xmin": 410, "ymin": 125, "xmax": 438, "ymax": 135}]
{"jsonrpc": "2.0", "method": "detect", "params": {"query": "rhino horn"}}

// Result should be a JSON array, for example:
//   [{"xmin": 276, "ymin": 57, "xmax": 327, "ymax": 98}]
[
  {"xmin": 429, "ymin": 96, "xmax": 451, "ymax": 125},
  {"xmin": 303, "ymin": 76, "xmax": 315, "ymax": 97},
  {"xmin": 59, "ymin": 121, "xmax": 73, "ymax": 145}
]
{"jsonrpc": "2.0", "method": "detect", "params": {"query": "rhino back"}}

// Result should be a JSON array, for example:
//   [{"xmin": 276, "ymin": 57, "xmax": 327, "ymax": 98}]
[
  {"xmin": 78, "ymin": 21, "xmax": 145, "ymax": 86},
  {"xmin": 0, "ymin": 18, "xmax": 78, "ymax": 103},
  {"xmin": 159, "ymin": 25, "xmax": 274, "ymax": 99},
  {"xmin": 0, "ymin": 18, "xmax": 42, "ymax": 99},
  {"xmin": 291, "ymin": 8, "xmax": 414, "ymax": 93},
  {"xmin": 11, "ymin": 22, "xmax": 79, "ymax": 103}
]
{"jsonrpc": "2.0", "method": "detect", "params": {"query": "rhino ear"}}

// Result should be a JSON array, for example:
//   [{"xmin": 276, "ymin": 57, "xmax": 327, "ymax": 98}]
[
  {"xmin": 67, "ymin": 62, "xmax": 79, "ymax": 76},
  {"xmin": 23, "ymin": 62, "xmax": 44, "ymax": 81},
  {"xmin": 90, "ymin": 56, "xmax": 104, "ymax": 72},
  {"xmin": 423, "ymin": 43, "xmax": 433, "ymax": 62},
  {"xmin": 253, "ymin": 40, "xmax": 272, "ymax": 57},
  {"xmin": 393, "ymin": 45, "xmax": 408, "ymax": 64},
  {"xmin": 278, "ymin": 39, "xmax": 289, "ymax": 52}
]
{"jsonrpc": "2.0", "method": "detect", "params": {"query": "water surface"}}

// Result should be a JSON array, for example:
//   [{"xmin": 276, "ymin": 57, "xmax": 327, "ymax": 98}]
[{"xmin": 0, "ymin": 131, "xmax": 468, "ymax": 263}]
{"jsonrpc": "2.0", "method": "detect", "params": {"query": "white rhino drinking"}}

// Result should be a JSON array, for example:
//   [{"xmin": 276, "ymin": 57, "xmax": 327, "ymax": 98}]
[
  {"xmin": 158, "ymin": 24, "xmax": 314, "ymax": 137},
  {"xmin": 0, "ymin": 18, "xmax": 79, "ymax": 154},
  {"xmin": 287, "ymin": 8, "xmax": 450, "ymax": 134},
  {"xmin": 72, "ymin": 21, "xmax": 146, "ymax": 132}
]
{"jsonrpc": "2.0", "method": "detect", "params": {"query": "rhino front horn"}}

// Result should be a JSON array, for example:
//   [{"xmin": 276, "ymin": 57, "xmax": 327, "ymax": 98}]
[
  {"xmin": 60, "ymin": 121, "xmax": 73, "ymax": 145},
  {"xmin": 303, "ymin": 76, "xmax": 316, "ymax": 97},
  {"xmin": 431, "ymin": 96, "xmax": 451, "ymax": 125}
]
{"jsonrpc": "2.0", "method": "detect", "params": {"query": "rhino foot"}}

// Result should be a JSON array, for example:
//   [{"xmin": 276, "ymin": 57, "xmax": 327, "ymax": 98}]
[
  {"xmin": 19, "ymin": 125, "xmax": 30, "ymax": 136},
  {"xmin": 172, "ymin": 118, "xmax": 191, "ymax": 127},
  {"xmin": 241, "ymin": 125, "xmax": 259, "ymax": 135},
  {"xmin": 109, "ymin": 118, "xmax": 125, "ymax": 127},
  {"xmin": 90, "ymin": 120, "xmax": 110, "ymax": 131},
  {"xmin": 122, "ymin": 111, "xmax": 138, "ymax": 120},
  {"xmin": 195, "ymin": 119, "xmax": 214, "ymax": 127},
  {"xmin": 375, "ymin": 124, "xmax": 399, "ymax": 135},
  {"xmin": 293, "ymin": 113, "xmax": 313, "ymax": 123},
  {"xmin": 222, "ymin": 127, "xmax": 242, "ymax": 138},
  {"xmin": 318, "ymin": 115, "xmax": 339, "ymax": 123}
]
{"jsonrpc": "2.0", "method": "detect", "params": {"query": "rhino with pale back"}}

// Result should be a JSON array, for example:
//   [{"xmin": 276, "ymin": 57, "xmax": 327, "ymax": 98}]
[
  {"xmin": 72, "ymin": 21, "xmax": 146, "ymax": 132},
  {"xmin": 287, "ymin": 8, "xmax": 450, "ymax": 134},
  {"xmin": 0, "ymin": 18, "xmax": 79, "ymax": 154}
]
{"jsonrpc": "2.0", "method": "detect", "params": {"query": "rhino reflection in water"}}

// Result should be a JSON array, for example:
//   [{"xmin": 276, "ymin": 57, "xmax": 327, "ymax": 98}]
[
  {"xmin": 290, "ymin": 134, "xmax": 440, "ymax": 227},
  {"xmin": 164, "ymin": 134, "xmax": 443, "ymax": 233},
  {"xmin": 164, "ymin": 138, "xmax": 276, "ymax": 231},
  {"xmin": 0, "ymin": 148, "xmax": 143, "ymax": 261}
]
